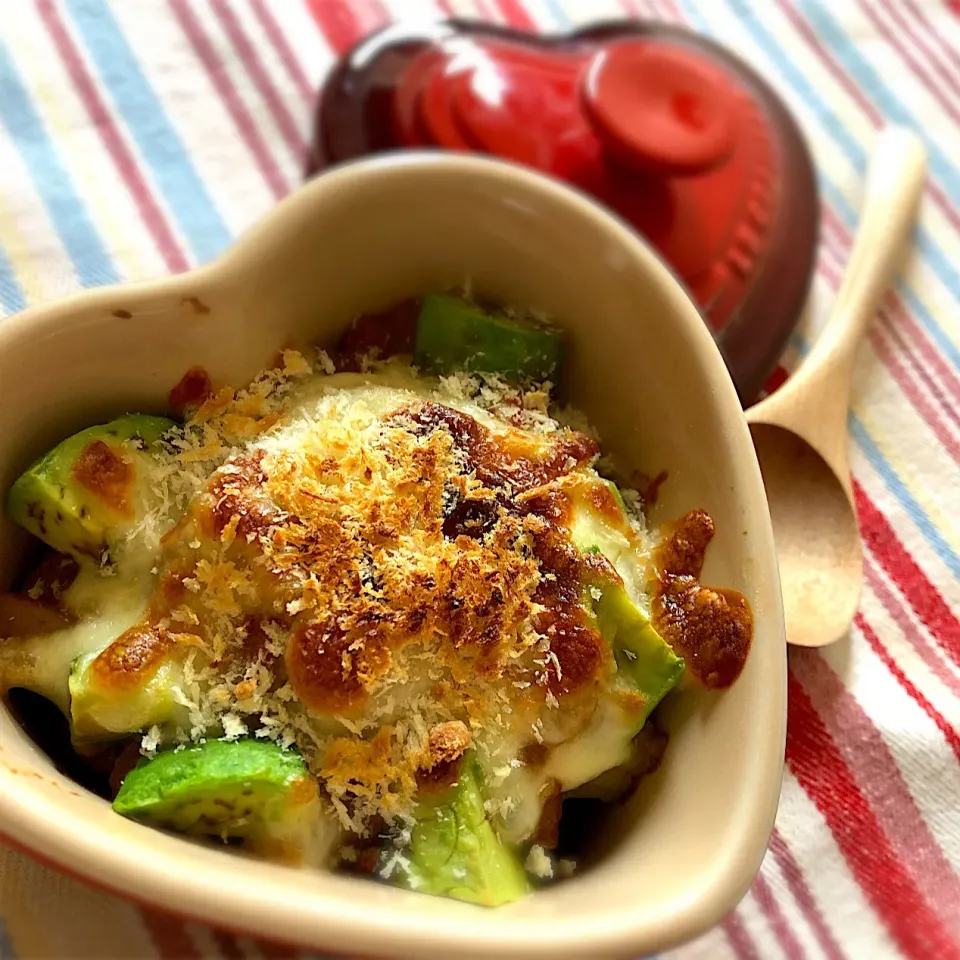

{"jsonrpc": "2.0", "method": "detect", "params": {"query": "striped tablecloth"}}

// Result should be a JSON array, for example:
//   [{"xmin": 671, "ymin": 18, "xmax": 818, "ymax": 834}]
[{"xmin": 0, "ymin": 1, "xmax": 958, "ymax": 958}]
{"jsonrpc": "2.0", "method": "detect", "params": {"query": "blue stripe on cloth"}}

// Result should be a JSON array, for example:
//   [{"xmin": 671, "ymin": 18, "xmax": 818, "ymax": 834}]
[
  {"xmin": 677, "ymin": 0, "xmax": 960, "ymax": 372},
  {"xmin": 850, "ymin": 416, "xmax": 960, "ymax": 579},
  {"xmin": 541, "ymin": 0, "xmax": 572, "ymax": 28},
  {"xmin": 818, "ymin": 176, "xmax": 960, "ymax": 372},
  {"xmin": 790, "ymin": 330, "xmax": 960, "ymax": 577},
  {"xmin": 0, "ymin": 245, "xmax": 27, "ymax": 315},
  {"xmin": 797, "ymin": 0, "xmax": 960, "ymax": 202},
  {"xmin": 64, "ymin": 0, "xmax": 232, "ymax": 265},
  {"xmin": 0, "ymin": 38, "xmax": 117, "ymax": 289},
  {"xmin": 673, "ymin": 0, "xmax": 960, "ymax": 572}
]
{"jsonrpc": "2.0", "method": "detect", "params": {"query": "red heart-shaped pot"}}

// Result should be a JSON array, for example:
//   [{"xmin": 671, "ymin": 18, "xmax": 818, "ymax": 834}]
[{"xmin": 306, "ymin": 19, "xmax": 819, "ymax": 404}]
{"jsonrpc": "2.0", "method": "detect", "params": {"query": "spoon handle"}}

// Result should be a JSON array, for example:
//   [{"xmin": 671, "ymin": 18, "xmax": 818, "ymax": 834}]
[
  {"xmin": 809, "ymin": 126, "xmax": 927, "ymax": 371},
  {"xmin": 747, "ymin": 127, "xmax": 926, "ymax": 470}
]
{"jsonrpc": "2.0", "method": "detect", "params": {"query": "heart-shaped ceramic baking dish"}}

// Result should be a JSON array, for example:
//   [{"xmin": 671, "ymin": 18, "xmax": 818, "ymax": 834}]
[{"xmin": 0, "ymin": 153, "xmax": 785, "ymax": 959}]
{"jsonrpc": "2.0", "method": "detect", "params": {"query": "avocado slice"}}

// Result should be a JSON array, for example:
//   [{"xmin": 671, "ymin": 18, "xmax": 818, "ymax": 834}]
[
  {"xmin": 413, "ymin": 293, "xmax": 563, "ymax": 382},
  {"xmin": 5, "ymin": 414, "xmax": 176, "ymax": 565},
  {"xmin": 69, "ymin": 649, "xmax": 184, "ymax": 742},
  {"xmin": 395, "ymin": 755, "xmax": 530, "ymax": 906},
  {"xmin": 571, "ymin": 479, "xmax": 685, "ymax": 732},
  {"xmin": 592, "ymin": 583, "xmax": 684, "ymax": 732},
  {"xmin": 114, "ymin": 739, "xmax": 317, "ymax": 840}
]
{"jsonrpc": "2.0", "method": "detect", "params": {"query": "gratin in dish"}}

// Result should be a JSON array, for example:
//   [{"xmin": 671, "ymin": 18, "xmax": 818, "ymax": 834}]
[{"xmin": 0, "ymin": 293, "xmax": 752, "ymax": 907}]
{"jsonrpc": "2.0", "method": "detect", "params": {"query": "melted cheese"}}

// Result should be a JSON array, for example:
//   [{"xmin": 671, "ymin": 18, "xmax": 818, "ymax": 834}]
[
  {"xmin": 5, "ymin": 354, "xmax": 664, "ymax": 844},
  {"xmin": 0, "ymin": 565, "xmax": 149, "ymax": 712}
]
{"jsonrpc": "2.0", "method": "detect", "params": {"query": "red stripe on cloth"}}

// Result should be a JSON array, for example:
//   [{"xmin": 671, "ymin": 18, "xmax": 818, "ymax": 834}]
[
  {"xmin": 304, "ymin": 0, "xmax": 366, "ymax": 53},
  {"xmin": 210, "ymin": 0, "xmax": 307, "ymax": 157},
  {"xmin": 855, "ymin": 482, "xmax": 960, "ymax": 671},
  {"xmin": 786, "ymin": 671, "xmax": 958, "ymax": 959},
  {"xmin": 817, "ymin": 220, "xmax": 960, "ymax": 444},
  {"xmin": 36, "ymin": 0, "xmax": 189, "ymax": 274},
  {"xmin": 772, "ymin": 0, "xmax": 960, "ymax": 239},
  {"xmin": 858, "ymin": 0, "xmax": 960, "ymax": 128},
  {"xmin": 863, "ymin": 559, "xmax": 960, "ymax": 699},
  {"xmin": 248, "ymin": 0, "xmax": 315, "ymax": 101},
  {"xmin": 762, "ymin": 364, "xmax": 790, "ymax": 396},
  {"xmin": 879, "ymin": 307, "xmax": 960, "ymax": 434},
  {"xmin": 881, "ymin": 0, "xmax": 960, "ymax": 102},
  {"xmin": 751, "ymin": 872, "xmax": 805, "ymax": 960},
  {"xmin": 868, "ymin": 318, "xmax": 960, "ymax": 461},
  {"xmin": 856, "ymin": 613, "xmax": 960, "ymax": 762},
  {"xmin": 169, "ymin": 0, "xmax": 289, "ymax": 201},
  {"xmin": 304, "ymin": 0, "xmax": 388, "ymax": 54},
  {"xmin": 721, "ymin": 911, "xmax": 761, "ymax": 960},
  {"xmin": 140, "ymin": 910, "xmax": 201, "ymax": 959},
  {"xmin": 477, "ymin": 0, "xmax": 501, "ymax": 22},
  {"xmin": 816, "ymin": 240, "xmax": 960, "ymax": 461},
  {"xmin": 768, "ymin": 830, "xmax": 846, "ymax": 960},
  {"xmin": 813, "ymin": 239, "xmax": 960, "ymax": 459},
  {"xmin": 652, "ymin": 0, "xmax": 684, "ymax": 21},
  {"xmin": 621, "ymin": 0, "xmax": 657, "ymax": 17},
  {"xmin": 771, "ymin": 0, "xmax": 880, "ymax": 121},
  {"xmin": 491, "ymin": 0, "xmax": 537, "ymax": 31},
  {"xmin": 819, "ymin": 205, "xmax": 960, "ymax": 416},
  {"xmin": 790, "ymin": 650, "xmax": 960, "ymax": 924},
  {"xmin": 785, "ymin": 250, "xmax": 960, "ymax": 721}
]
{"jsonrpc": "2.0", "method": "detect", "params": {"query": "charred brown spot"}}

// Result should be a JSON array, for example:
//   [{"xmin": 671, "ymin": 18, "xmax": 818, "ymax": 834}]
[
  {"xmin": 394, "ymin": 401, "xmax": 597, "ymax": 493},
  {"xmin": 209, "ymin": 453, "xmax": 279, "ymax": 538},
  {"xmin": 91, "ymin": 624, "xmax": 173, "ymax": 690},
  {"xmin": 442, "ymin": 493, "xmax": 500, "ymax": 540},
  {"xmin": 538, "ymin": 612, "xmax": 607, "ymax": 696},
  {"xmin": 169, "ymin": 365, "xmax": 213, "ymax": 416},
  {"xmin": 654, "ymin": 579, "xmax": 752, "ymax": 689},
  {"xmin": 423, "ymin": 720, "xmax": 472, "ymax": 768},
  {"xmin": 111, "ymin": 309, "xmax": 132, "ymax": 319},
  {"xmin": 286, "ymin": 621, "xmax": 379, "ymax": 715},
  {"xmin": 416, "ymin": 755, "xmax": 464, "ymax": 794},
  {"xmin": 238, "ymin": 616, "xmax": 267, "ymax": 660},
  {"xmin": 335, "ymin": 298, "xmax": 419, "ymax": 371},
  {"xmin": 210, "ymin": 492, "xmax": 278, "ymax": 539},
  {"xmin": 653, "ymin": 510, "xmax": 752, "ymax": 689},
  {"xmin": 656, "ymin": 509, "xmax": 714, "ymax": 579},
  {"xmin": 72, "ymin": 440, "xmax": 134, "ymax": 516},
  {"xmin": 586, "ymin": 482, "xmax": 623, "ymax": 524}
]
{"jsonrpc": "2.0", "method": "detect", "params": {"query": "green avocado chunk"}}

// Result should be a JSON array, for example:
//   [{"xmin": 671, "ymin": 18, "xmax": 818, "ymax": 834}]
[
  {"xmin": 69, "ymin": 650, "xmax": 183, "ymax": 742},
  {"xmin": 592, "ymin": 581, "xmax": 684, "ymax": 733},
  {"xmin": 572, "ymin": 479, "xmax": 685, "ymax": 733},
  {"xmin": 113, "ymin": 739, "xmax": 315, "ymax": 842},
  {"xmin": 413, "ymin": 293, "xmax": 563, "ymax": 382},
  {"xmin": 5, "ymin": 414, "xmax": 175, "ymax": 564},
  {"xmin": 395, "ymin": 755, "xmax": 530, "ymax": 907}
]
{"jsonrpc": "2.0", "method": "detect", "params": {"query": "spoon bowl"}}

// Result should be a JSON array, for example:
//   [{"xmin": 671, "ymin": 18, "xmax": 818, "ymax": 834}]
[
  {"xmin": 750, "ymin": 423, "xmax": 862, "ymax": 648},
  {"xmin": 746, "ymin": 126, "xmax": 926, "ymax": 648}
]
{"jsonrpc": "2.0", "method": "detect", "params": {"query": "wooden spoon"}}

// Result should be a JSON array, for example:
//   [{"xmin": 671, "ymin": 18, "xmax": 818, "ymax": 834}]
[{"xmin": 746, "ymin": 127, "xmax": 927, "ymax": 648}]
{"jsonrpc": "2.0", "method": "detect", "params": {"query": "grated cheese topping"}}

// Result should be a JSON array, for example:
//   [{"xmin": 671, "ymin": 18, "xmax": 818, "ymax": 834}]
[{"xmin": 91, "ymin": 351, "xmax": 655, "ymax": 839}]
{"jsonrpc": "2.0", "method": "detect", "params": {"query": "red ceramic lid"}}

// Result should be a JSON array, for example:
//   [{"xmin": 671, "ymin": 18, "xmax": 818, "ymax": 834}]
[
  {"xmin": 581, "ymin": 41, "xmax": 736, "ymax": 176},
  {"xmin": 306, "ymin": 20, "xmax": 819, "ymax": 405}
]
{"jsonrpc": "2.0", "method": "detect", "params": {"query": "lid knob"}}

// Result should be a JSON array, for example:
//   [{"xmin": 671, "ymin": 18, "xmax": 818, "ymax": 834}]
[{"xmin": 581, "ymin": 40, "xmax": 736, "ymax": 177}]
